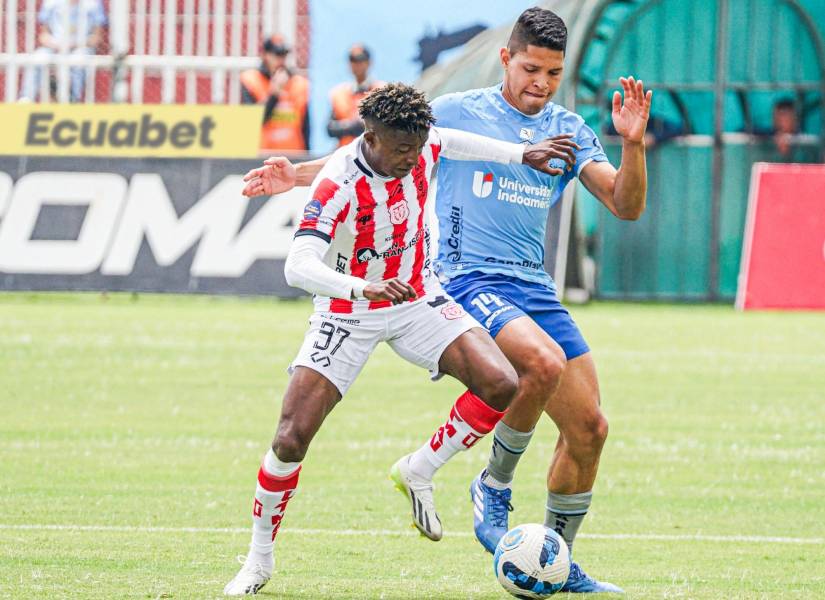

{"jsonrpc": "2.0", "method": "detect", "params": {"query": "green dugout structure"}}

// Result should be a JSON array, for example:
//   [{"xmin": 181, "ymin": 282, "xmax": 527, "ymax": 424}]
[{"xmin": 419, "ymin": 0, "xmax": 825, "ymax": 301}]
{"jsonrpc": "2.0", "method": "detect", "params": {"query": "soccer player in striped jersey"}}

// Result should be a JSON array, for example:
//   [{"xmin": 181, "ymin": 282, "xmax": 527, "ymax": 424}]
[
  {"xmin": 241, "ymin": 8, "xmax": 650, "ymax": 593},
  {"xmin": 224, "ymin": 83, "xmax": 580, "ymax": 596}
]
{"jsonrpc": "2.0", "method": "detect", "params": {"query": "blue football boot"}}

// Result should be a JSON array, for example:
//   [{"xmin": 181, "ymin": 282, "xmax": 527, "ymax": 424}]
[
  {"xmin": 561, "ymin": 561, "xmax": 624, "ymax": 593},
  {"xmin": 469, "ymin": 469, "xmax": 513, "ymax": 554}
]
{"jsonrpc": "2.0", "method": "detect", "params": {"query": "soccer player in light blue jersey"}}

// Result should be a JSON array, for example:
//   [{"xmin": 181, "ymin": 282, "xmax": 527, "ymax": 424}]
[
  {"xmin": 242, "ymin": 8, "xmax": 650, "ymax": 594},
  {"xmin": 430, "ymin": 9, "xmax": 650, "ymax": 593}
]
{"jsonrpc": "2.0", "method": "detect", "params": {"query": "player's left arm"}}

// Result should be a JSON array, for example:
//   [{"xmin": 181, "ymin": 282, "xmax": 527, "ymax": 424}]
[
  {"xmin": 436, "ymin": 127, "xmax": 578, "ymax": 175},
  {"xmin": 580, "ymin": 77, "xmax": 652, "ymax": 221}
]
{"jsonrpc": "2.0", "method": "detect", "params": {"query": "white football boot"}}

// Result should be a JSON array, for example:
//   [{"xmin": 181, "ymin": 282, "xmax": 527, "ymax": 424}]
[
  {"xmin": 223, "ymin": 555, "xmax": 272, "ymax": 596},
  {"xmin": 389, "ymin": 454, "xmax": 443, "ymax": 541}
]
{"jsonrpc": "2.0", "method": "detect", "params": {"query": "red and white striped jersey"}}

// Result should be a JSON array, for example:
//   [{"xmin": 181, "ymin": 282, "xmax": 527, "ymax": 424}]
[{"xmin": 295, "ymin": 129, "xmax": 443, "ymax": 314}]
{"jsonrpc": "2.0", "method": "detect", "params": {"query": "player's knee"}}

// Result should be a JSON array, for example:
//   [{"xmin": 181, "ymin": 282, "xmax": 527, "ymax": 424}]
[
  {"xmin": 481, "ymin": 362, "xmax": 519, "ymax": 409},
  {"xmin": 272, "ymin": 429, "xmax": 310, "ymax": 463},
  {"xmin": 570, "ymin": 411, "xmax": 609, "ymax": 451},
  {"xmin": 524, "ymin": 348, "xmax": 566, "ymax": 391}
]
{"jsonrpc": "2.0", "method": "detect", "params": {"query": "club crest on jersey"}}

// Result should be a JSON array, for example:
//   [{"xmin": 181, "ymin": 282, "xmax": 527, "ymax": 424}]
[
  {"xmin": 441, "ymin": 302, "xmax": 466, "ymax": 320},
  {"xmin": 472, "ymin": 171, "xmax": 494, "ymax": 199},
  {"xmin": 519, "ymin": 127, "xmax": 534, "ymax": 142},
  {"xmin": 388, "ymin": 200, "xmax": 410, "ymax": 225}
]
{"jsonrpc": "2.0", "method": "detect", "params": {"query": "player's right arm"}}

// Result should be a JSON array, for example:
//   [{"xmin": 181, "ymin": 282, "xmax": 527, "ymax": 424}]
[
  {"xmin": 242, "ymin": 156, "xmax": 330, "ymax": 197},
  {"xmin": 284, "ymin": 236, "xmax": 416, "ymax": 304},
  {"xmin": 285, "ymin": 177, "xmax": 417, "ymax": 304}
]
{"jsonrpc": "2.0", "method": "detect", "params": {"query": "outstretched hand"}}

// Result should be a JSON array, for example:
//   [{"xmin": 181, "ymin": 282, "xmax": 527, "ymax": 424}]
[
  {"xmin": 241, "ymin": 156, "xmax": 297, "ymax": 197},
  {"xmin": 522, "ymin": 134, "xmax": 581, "ymax": 176},
  {"xmin": 612, "ymin": 76, "xmax": 652, "ymax": 143}
]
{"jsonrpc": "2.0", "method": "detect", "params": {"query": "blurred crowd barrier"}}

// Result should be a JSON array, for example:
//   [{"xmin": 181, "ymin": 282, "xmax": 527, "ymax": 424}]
[{"xmin": 0, "ymin": 0, "xmax": 308, "ymax": 106}]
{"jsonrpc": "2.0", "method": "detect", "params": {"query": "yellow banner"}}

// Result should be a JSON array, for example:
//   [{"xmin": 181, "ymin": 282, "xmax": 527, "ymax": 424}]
[{"xmin": 0, "ymin": 103, "xmax": 264, "ymax": 158}]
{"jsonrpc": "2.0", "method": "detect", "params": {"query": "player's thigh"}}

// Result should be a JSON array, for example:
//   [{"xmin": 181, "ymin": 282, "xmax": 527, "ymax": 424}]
[
  {"xmin": 447, "ymin": 275, "xmax": 566, "ymax": 386},
  {"xmin": 290, "ymin": 312, "xmax": 381, "ymax": 398},
  {"xmin": 544, "ymin": 352, "xmax": 605, "ymax": 439},
  {"xmin": 495, "ymin": 315, "xmax": 567, "ymax": 383},
  {"xmin": 437, "ymin": 327, "xmax": 518, "ymax": 406},
  {"xmin": 385, "ymin": 293, "xmax": 480, "ymax": 379},
  {"xmin": 277, "ymin": 365, "xmax": 343, "ymax": 447}
]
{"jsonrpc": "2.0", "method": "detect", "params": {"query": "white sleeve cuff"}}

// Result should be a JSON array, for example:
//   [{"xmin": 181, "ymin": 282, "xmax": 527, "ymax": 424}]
[
  {"xmin": 351, "ymin": 279, "xmax": 367, "ymax": 299},
  {"xmin": 436, "ymin": 126, "xmax": 524, "ymax": 165}
]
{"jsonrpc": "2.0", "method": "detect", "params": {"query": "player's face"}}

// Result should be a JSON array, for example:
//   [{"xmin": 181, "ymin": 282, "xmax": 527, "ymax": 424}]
[
  {"xmin": 365, "ymin": 127, "xmax": 428, "ymax": 179},
  {"xmin": 500, "ymin": 44, "xmax": 564, "ymax": 115}
]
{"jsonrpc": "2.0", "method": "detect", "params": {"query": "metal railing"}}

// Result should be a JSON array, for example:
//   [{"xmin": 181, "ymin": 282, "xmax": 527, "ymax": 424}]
[{"xmin": 0, "ymin": 0, "xmax": 305, "ymax": 104}]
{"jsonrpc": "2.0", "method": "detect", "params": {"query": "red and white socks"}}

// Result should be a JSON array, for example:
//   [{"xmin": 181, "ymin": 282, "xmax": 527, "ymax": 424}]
[
  {"xmin": 408, "ymin": 390, "xmax": 505, "ymax": 480},
  {"xmin": 247, "ymin": 448, "xmax": 301, "ymax": 571}
]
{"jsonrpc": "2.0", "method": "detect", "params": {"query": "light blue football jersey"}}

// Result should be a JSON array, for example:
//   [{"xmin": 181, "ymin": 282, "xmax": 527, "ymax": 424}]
[{"xmin": 431, "ymin": 84, "xmax": 608, "ymax": 286}]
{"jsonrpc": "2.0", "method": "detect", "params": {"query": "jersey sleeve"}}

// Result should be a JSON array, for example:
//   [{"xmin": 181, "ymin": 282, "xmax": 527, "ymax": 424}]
[
  {"xmin": 295, "ymin": 177, "xmax": 351, "ymax": 243},
  {"xmin": 284, "ymin": 234, "xmax": 367, "ymax": 300},
  {"xmin": 558, "ymin": 118, "xmax": 610, "ymax": 190},
  {"xmin": 572, "ymin": 120, "xmax": 609, "ymax": 176},
  {"xmin": 432, "ymin": 127, "xmax": 524, "ymax": 165}
]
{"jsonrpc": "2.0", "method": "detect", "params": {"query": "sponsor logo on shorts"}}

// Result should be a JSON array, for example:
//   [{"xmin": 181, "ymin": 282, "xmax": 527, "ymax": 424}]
[
  {"xmin": 484, "ymin": 306, "xmax": 514, "ymax": 329},
  {"xmin": 427, "ymin": 295, "xmax": 450, "ymax": 308},
  {"xmin": 329, "ymin": 316, "xmax": 360, "ymax": 325}
]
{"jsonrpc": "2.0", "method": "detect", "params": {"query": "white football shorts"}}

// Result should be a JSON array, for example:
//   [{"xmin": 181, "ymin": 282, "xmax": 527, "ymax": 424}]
[{"xmin": 289, "ymin": 284, "xmax": 481, "ymax": 395}]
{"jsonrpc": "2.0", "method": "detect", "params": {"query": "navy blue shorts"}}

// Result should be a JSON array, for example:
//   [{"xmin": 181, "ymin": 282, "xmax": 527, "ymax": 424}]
[{"xmin": 444, "ymin": 272, "xmax": 590, "ymax": 360}]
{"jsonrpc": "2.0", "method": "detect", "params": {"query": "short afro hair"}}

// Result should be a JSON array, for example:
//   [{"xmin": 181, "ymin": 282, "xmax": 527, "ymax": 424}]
[
  {"xmin": 508, "ymin": 7, "xmax": 567, "ymax": 54},
  {"xmin": 358, "ymin": 82, "xmax": 435, "ymax": 134}
]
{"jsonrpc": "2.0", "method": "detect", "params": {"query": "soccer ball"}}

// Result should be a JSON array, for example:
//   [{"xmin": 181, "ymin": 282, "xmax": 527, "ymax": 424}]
[{"xmin": 493, "ymin": 524, "xmax": 570, "ymax": 598}]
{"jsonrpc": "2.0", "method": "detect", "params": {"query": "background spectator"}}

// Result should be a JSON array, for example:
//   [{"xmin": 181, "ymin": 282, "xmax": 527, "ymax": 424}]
[
  {"xmin": 326, "ymin": 44, "xmax": 383, "ymax": 147},
  {"xmin": 768, "ymin": 98, "xmax": 799, "ymax": 157},
  {"xmin": 241, "ymin": 35, "xmax": 310, "ymax": 151},
  {"xmin": 19, "ymin": 0, "xmax": 106, "ymax": 102}
]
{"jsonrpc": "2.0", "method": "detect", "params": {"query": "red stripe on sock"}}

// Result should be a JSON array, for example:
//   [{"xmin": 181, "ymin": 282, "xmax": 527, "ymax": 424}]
[
  {"xmin": 453, "ymin": 390, "xmax": 505, "ymax": 434},
  {"xmin": 257, "ymin": 465, "xmax": 301, "ymax": 492}
]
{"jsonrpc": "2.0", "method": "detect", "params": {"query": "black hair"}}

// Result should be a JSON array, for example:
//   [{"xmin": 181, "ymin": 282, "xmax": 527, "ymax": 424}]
[
  {"xmin": 508, "ymin": 7, "xmax": 567, "ymax": 54},
  {"xmin": 774, "ymin": 98, "xmax": 796, "ymax": 111},
  {"xmin": 358, "ymin": 82, "xmax": 435, "ymax": 134}
]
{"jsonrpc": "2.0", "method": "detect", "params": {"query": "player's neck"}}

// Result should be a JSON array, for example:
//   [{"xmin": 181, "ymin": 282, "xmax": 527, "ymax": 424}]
[{"xmin": 359, "ymin": 140, "xmax": 391, "ymax": 179}]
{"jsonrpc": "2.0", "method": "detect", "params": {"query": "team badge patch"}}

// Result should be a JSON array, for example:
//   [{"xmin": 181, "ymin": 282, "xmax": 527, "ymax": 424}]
[
  {"xmin": 388, "ymin": 200, "xmax": 410, "ymax": 225},
  {"xmin": 303, "ymin": 199, "xmax": 322, "ymax": 222},
  {"xmin": 441, "ymin": 302, "xmax": 466, "ymax": 320}
]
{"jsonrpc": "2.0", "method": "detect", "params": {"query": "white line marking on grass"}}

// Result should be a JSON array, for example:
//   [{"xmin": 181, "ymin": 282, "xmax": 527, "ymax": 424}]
[{"xmin": 0, "ymin": 524, "xmax": 822, "ymax": 545}]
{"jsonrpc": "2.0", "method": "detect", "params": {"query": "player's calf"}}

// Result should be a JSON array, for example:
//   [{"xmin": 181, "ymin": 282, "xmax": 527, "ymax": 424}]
[
  {"xmin": 224, "ymin": 449, "xmax": 301, "ymax": 596},
  {"xmin": 392, "ymin": 391, "xmax": 507, "ymax": 538}
]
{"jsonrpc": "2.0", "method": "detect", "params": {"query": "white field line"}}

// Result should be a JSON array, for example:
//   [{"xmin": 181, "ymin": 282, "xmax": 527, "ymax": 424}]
[{"xmin": 0, "ymin": 524, "xmax": 821, "ymax": 545}]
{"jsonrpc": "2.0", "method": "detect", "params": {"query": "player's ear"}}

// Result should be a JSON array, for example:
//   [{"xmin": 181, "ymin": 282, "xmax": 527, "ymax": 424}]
[
  {"xmin": 363, "ymin": 129, "xmax": 376, "ymax": 148},
  {"xmin": 500, "ymin": 47, "xmax": 510, "ymax": 69}
]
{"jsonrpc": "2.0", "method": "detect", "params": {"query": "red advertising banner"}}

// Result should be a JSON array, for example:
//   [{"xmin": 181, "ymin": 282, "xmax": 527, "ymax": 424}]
[{"xmin": 737, "ymin": 163, "xmax": 825, "ymax": 310}]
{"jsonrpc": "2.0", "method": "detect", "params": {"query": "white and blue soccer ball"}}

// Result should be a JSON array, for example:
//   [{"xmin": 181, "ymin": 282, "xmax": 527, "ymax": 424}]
[{"xmin": 493, "ymin": 524, "xmax": 570, "ymax": 598}]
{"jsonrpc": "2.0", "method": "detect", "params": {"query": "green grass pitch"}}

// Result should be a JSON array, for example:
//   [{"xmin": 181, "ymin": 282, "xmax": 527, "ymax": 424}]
[{"xmin": 1, "ymin": 293, "xmax": 824, "ymax": 599}]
